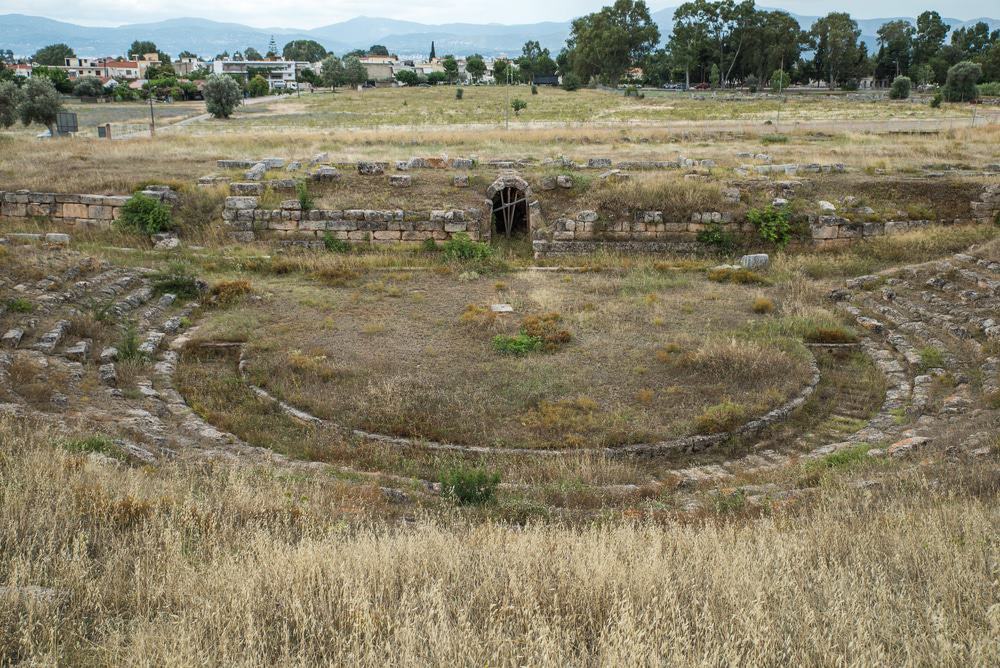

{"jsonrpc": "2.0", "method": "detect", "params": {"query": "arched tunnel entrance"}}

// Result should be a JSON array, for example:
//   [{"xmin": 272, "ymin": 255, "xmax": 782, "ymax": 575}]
[
  {"xmin": 492, "ymin": 187, "xmax": 529, "ymax": 237},
  {"xmin": 487, "ymin": 173, "xmax": 533, "ymax": 240}
]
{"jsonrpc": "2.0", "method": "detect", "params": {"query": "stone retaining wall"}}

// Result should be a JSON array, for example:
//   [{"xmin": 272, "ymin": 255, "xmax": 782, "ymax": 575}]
[
  {"xmin": 223, "ymin": 195, "xmax": 491, "ymax": 245},
  {"xmin": 533, "ymin": 210, "xmax": 979, "ymax": 257},
  {"xmin": 0, "ymin": 188, "xmax": 175, "ymax": 230},
  {"xmin": 0, "ymin": 190, "xmax": 130, "ymax": 228}
]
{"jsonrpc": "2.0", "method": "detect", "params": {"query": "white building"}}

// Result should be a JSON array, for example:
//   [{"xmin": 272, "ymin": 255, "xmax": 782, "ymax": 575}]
[{"xmin": 211, "ymin": 59, "xmax": 297, "ymax": 88}]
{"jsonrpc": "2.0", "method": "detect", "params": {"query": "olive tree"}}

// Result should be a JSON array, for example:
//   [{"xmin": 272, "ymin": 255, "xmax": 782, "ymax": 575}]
[
  {"xmin": 943, "ymin": 61, "xmax": 981, "ymax": 102},
  {"xmin": 0, "ymin": 80, "xmax": 21, "ymax": 128},
  {"xmin": 203, "ymin": 74, "xmax": 242, "ymax": 118},
  {"xmin": 889, "ymin": 76, "xmax": 911, "ymax": 100},
  {"xmin": 18, "ymin": 77, "xmax": 63, "ymax": 135},
  {"xmin": 73, "ymin": 75, "xmax": 105, "ymax": 98}
]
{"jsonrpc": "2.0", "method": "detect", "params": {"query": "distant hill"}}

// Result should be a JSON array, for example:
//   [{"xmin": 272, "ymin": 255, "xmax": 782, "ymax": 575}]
[{"xmin": 1, "ymin": 10, "xmax": 997, "ymax": 59}]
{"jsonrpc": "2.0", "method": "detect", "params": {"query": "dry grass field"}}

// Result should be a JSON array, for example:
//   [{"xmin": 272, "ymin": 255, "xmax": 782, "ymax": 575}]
[{"xmin": 1, "ymin": 84, "xmax": 1000, "ymax": 664}]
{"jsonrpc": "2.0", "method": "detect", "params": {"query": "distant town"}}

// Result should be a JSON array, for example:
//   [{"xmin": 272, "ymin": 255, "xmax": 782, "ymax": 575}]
[{"xmin": 1, "ymin": 2, "xmax": 998, "ymax": 103}]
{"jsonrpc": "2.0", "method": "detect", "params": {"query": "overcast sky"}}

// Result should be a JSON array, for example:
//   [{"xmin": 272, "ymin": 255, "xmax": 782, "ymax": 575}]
[{"xmin": 0, "ymin": 1, "xmax": 991, "ymax": 28}]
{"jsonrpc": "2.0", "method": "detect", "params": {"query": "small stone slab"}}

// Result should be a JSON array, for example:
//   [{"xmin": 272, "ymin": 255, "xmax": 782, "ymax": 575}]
[
  {"xmin": 490, "ymin": 303, "xmax": 514, "ymax": 313},
  {"xmin": 357, "ymin": 161, "xmax": 386, "ymax": 176},
  {"xmin": 45, "ymin": 233, "xmax": 70, "ymax": 245},
  {"xmin": 311, "ymin": 166, "xmax": 340, "ymax": 182},
  {"xmin": 33, "ymin": 320, "xmax": 69, "ymax": 354},
  {"xmin": 389, "ymin": 174, "xmax": 412, "ymax": 188},
  {"xmin": 245, "ymin": 162, "xmax": 267, "ymax": 181},
  {"xmin": 64, "ymin": 340, "xmax": 90, "ymax": 362},
  {"xmin": 739, "ymin": 254, "xmax": 769, "ymax": 270},
  {"xmin": 453, "ymin": 175, "xmax": 470, "ymax": 188},
  {"xmin": 1, "ymin": 329, "xmax": 23, "ymax": 349},
  {"xmin": 99, "ymin": 346, "xmax": 118, "ymax": 363},
  {"xmin": 887, "ymin": 436, "xmax": 930, "ymax": 457}
]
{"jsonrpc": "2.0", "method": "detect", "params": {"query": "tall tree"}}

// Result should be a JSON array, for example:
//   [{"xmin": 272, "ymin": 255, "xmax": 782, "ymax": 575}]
[
  {"xmin": 32, "ymin": 43, "xmax": 74, "ymax": 66},
  {"xmin": 244, "ymin": 47, "xmax": 263, "ymax": 61},
  {"xmin": 565, "ymin": 0, "xmax": 661, "ymax": 85},
  {"xmin": 266, "ymin": 36, "xmax": 278, "ymax": 59},
  {"xmin": 668, "ymin": 4, "xmax": 711, "ymax": 86},
  {"xmin": 368, "ymin": 45, "xmax": 389, "ymax": 56},
  {"xmin": 912, "ymin": 11, "xmax": 949, "ymax": 67},
  {"xmin": 319, "ymin": 56, "xmax": 344, "ymax": 88},
  {"xmin": 810, "ymin": 13, "xmax": 869, "ymax": 88},
  {"xmin": 465, "ymin": 54, "xmax": 486, "ymax": 83},
  {"xmin": 17, "ymin": 77, "xmax": 62, "ymax": 135},
  {"xmin": 129, "ymin": 40, "xmax": 157, "ymax": 57},
  {"xmin": 430, "ymin": 41, "xmax": 436, "ymax": 60},
  {"xmin": 342, "ymin": 56, "xmax": 367, "ymax": 87},
  {"xmin": 0, "ymin": 80, "xmax": 21, "ymax": 128},
  {"xmin": 283, "ymin": 40, "xmax": 327, "ymax": 62},
  {"xmin": 950, "ymin": 22, "xmax": 997, "ymax": 58},
  {"xmin": 874, "ymin": 20, "xmax": 914, "ymax": 79},
  {"xmin": 441, "ymin": 55, "xmax": 459, "ymax": 83},
  {"xmin": 516, "ymin": 41, "xmax": 557, "ymax": 83}
]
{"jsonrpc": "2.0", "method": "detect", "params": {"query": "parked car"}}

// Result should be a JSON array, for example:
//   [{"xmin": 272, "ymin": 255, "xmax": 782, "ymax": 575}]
[{"xmin": 693, "ymin": 82, "xmax": 711, "ymax": 90}]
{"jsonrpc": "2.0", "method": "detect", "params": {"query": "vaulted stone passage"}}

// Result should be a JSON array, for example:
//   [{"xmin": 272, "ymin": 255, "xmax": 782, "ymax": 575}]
[
  {"xmin": 486, "ymin": 172, "xmax": 532, "ymax": 239},
  {"xmin": 491, "ymin": 187, "xmax": 529, "ymax": 237}
]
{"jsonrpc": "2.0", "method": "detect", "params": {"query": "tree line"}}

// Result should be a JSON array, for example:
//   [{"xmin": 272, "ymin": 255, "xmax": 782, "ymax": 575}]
[{"xmin": 554, "ymin": 0, "xmax": 998, "ymax": 90}]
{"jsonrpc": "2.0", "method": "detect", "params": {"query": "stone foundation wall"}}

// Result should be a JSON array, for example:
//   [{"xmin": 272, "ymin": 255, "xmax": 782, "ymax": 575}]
[
  {"xmin": 223, "ymin": 196, "xmax": 491, "ymax": 245},
  {"xmin": 0, "ymin": 190, "xmax": 130, "ymax": 229},
  {"xmin": 971, "ymin": 184, "xmax": 1000, "ymax": 222},
  {"xmin": 0, "ymin": 188, "xmax": 176, "ymax": 230},
  {"xmin": 533, "ymin": 209, "xmax": 982, "ymax": 258}
]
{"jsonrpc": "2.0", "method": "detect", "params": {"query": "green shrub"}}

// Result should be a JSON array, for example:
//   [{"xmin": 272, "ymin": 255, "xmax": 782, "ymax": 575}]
[
  {"xmin": 511, "ymin": 98, "xmax": 527, "ymax": 115},
  {"xmin": 889, "ymin": 76, "xmax": 911, "ymax": 100},
  {"xmin": 748, "ymin": 205, "xmax": 792, "ymax": 248},
  {"xmin": 561, "ymin": 73, "xmax": 581, "ymax": 91},
  {"xmin": 530, "ymin": 84, "xmax": 538, "ymax": 95},
  {"xmin": 296, "ymin": 181, "xmax": 314, "ymax": 211},
  {"xmin": 442, "ymin": 233, "xmax": 493, "ymax": 261},
  {"xmin": 918, "ymin": 346, "xmax": 945, "ymax": 371},
  {"xmin": 440, "ymin": 465, "xmax": 501, "ymax": 505},
  {"xmin": 491, "ymin": 333, "xmax": 543, "ymax": 356},
  {"xmin": 117, "ymin": 193, "xmax": 172, "ymax": 235},
  {"xmin": 455, "ymin": 87, "xmax": 463, "ymax": 100},
  {"xmin": 930, "ymin": 91, "xmax": 943, "ymax": 108},
  {"xmin": 151, "ymin": 262, "xmax": 202, "ymax": 298},
  {"xmin": 761, "ymin": 133, "xmax": 788, "ymax": 144},
  {"xmin": 420, "ymin": 237, "xmax": 439, "ymax": 252},
  {"xmin": 714, "ymin": 490, "xmax": 747, "ymax": 514},
  {"xmin": 62, "ymin": 435, "xmax": 126, "ymax": 461},
  {"xmin": 4, "ymin": 297, "xmax": 33, "ymax": 313},
  {"xmin": 117, "ymin": 323, "xmax": 145, "ymax": 362},
  {"xmin": 745, "ymin": 74, "xmax": 759, "ymax": 93},
  {"xmin": 247, "ymin": 75, "xmax": 269, "ymax": 98},
  {"xmin": 943, "ymin": 61, "xmax": 981, "ymax": 102},
  {"xmin": 977, "ymin": 82, "xmax": 1000, "ymax": 97},
  {"xmin": 696, "ymin": 221, "xmax": 736, "ymax": 251},
  {"xmin": 804, "ymin": 444, "xmax": 870, "ymax": 474},
  {"xmin": 322, "ymin": 233, "xmax": 350, "ymax": 253},
  {"xmin": 769, "ymin": 69, "xmax": 790, "ymax": 92}
]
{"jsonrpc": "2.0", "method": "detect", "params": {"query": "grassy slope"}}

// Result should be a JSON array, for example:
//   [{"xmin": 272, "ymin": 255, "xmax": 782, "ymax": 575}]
[{"xmin": 0, "ymin": 415, "xmax": 997, "ymax": 664}]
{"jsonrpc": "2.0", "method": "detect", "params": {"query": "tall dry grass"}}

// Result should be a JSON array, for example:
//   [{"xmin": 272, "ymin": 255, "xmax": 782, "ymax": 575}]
[{"xmin": 1, "ymin": 415, "xmax": 997, "ymax": 665}]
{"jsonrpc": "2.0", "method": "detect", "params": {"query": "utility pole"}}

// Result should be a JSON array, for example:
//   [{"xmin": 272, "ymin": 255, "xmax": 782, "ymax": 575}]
[
  {"xmin": 148, "ymin": 94, "xmax": 155, "ymax": 136},
  {"xmin": 776, "ymin": 57, "xmax": 784, "ymax": 129},
  {"xmin": 505, "ymin": 64, "xmax": 510, "ymax": 131}
]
